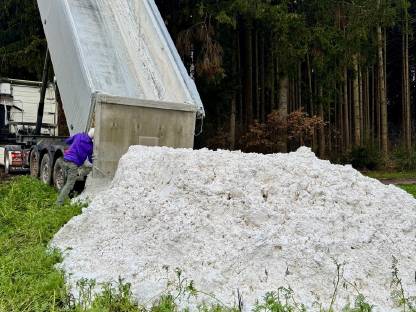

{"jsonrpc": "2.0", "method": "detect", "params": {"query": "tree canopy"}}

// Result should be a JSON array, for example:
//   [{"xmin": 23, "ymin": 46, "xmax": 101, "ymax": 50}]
[{"xmin": 2, "ymin": 0, "xmax": 416, "ymax": 167}]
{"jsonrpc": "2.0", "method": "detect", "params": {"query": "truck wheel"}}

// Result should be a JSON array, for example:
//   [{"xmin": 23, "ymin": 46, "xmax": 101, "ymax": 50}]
[
  {"xmin": 4, "ymin": 153, "xmax": 10, "ymax": 174},
  {"xmin": 30, "ymin": 150, "xmax": 40, "ymax": 177},
  {"xmin": 40, "ymin": 154, "xmax": 52, "ymax": 185},
  {"xmin": 53, "ymin": 157, "xmax": 66, "ymax": 191}
]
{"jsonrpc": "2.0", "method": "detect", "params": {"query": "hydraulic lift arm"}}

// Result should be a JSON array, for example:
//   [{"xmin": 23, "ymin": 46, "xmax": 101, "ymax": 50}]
[{"xmin": 35, "ymin": 48, "xmax": 51, "ymax": 135}]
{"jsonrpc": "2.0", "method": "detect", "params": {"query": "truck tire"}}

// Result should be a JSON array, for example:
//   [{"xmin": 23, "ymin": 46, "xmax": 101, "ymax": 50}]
[
  {"xmin": 40, "ymin": 154, "xmax": 52, "ymax": 185},
  {"xmin": 53, "ymin": 157, "xmax": 66, "ymax": 191},
  {"xmin": 4, "ymin": 153, "xmax": 10, "ymax": 174},
  {"xmin": 30, "ymin": 150, "xmax": 40, "ymax": 178}
]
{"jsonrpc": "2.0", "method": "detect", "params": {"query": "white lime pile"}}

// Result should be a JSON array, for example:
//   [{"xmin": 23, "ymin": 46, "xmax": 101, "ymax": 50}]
[{"xmin": 52, "ymin": 146, "xmax": 416, "ymax": 311}]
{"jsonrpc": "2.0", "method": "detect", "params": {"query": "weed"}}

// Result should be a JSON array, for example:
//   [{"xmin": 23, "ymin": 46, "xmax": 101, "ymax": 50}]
[
  {"xmin": 253, "ymin": 289, "xmax": 303, "ymax": 312},
  {"xmin": 341, "ymin": 295, "xmax": 373, "ymax": 312},
  {"xmin": 166, "ymin": 267, "xmax": 234, "ymax": 310},
  {"xmin": 81, "ymin": 279, "xmax": 140, "ymax": 312},
  {"xmin": 390, "ymin": 257, "xmax": 416, "ymax": 312},
  {"xmin": 328, "ymin": 262, "xmax": 343, "ymax": 311}
]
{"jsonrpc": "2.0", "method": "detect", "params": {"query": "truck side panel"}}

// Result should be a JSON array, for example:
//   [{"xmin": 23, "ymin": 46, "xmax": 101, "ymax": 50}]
[{"xmin": 9, "ymin": 84, "xmax": 57, "ymax": 135}]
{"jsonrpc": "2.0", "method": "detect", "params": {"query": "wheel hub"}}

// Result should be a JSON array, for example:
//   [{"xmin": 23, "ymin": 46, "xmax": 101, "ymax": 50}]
[
  {"xmin": 42, "ymin": 163, "xmax": 49, "ymax": 183},
  {"xmin": 55, "ymin": 168, "xmax": 65, "ymax": 189}
]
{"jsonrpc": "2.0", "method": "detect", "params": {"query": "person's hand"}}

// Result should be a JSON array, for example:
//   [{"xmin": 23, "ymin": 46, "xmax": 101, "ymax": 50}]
[{"xmin": 84, "ymin": 159, "xmax": 93, "ymax": 167}]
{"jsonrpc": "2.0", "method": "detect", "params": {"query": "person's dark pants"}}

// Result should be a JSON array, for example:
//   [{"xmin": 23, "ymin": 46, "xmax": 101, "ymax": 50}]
[{"xmin": 56, "ymin": 161, "xmax": 79, "ymax": 206}]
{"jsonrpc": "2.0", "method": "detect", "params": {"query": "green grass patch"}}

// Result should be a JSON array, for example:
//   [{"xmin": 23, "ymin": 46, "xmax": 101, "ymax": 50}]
[
  {"xmin": 399, "ymin": 184, "xmax": 416, "ymax": 198},
  {"xmin": 0, "ymin": 176, "xmax": 82, "ymax": 312},
  {"xmin": 363, "ymin": 171, "xmax": 416, "ymax": 180}
]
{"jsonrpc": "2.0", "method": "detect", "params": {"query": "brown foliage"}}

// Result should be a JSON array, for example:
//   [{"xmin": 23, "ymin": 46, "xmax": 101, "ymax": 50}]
[
  {"xmin": 176, "ymin": 19, "xmax": 224, "ymax": 79},
  {"xmin": 287, "ymin": 109, "xmax": 324, "ymax": 145},
  {"xmin": 240, "ymin": 109, "xmax": 324, "ymax": 153}
]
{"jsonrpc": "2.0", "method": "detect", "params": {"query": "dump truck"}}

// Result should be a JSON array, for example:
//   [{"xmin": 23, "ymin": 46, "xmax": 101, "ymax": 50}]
[{"xmin": 1, "ymin": 0, "xmax": 205, "ymax": 189}]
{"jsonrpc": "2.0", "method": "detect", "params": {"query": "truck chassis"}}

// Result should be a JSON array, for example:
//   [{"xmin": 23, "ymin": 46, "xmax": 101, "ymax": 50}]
[{"xmin": 1, "ymin": 136, "xmax": 86, "ymax": 191}]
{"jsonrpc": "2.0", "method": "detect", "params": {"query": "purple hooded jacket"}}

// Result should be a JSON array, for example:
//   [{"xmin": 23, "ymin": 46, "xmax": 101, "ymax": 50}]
[{"xmin": 64, "ymin": 133, "xmax": 93, "ymax": 166}]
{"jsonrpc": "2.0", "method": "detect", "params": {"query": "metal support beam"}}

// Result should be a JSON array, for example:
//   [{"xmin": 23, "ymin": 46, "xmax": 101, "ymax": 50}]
[{"xmin": 35, "ymin": 49, "xmax": 51, "ymax": 135}]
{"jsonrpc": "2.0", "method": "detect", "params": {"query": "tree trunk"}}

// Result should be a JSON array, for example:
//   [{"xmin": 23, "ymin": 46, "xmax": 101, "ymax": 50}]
[
  {"xmin": 279, "ymin": 75, "xmax": 289, "ymax": 152},
  {"xmin": 384, "ymin": 28, "xmax": 387, "ymax": 99},
  {"xmin": 237, "ymin": 22, "xmax": 243, "ymax": 136},
  {"xmin": 338, "ymin": 82, "xmax": 344, "ymax": 153},
  {"xmin": 359, "ymin": 66, "xmax": 364, "ymax": 145},
  {"xmin": 260, "ymin": 32, "xmax": 265, "ymax": 122},
  {"xmin": 378, "ymin": 13, "xmax": 388, "ymax": 155},
  {"xmin": 365, "ymin": 69, "xmax": 371, "ymax": 143},
  {"xmin": 254, "ymin": 29, "xmax": 260, "ymax": 121},
  {"xmin": 275, "ymin": 56, "xmax": 279, "ymax": 110},
  {"xmin": 298, "ymin": 62, "xmax": 302, "ymax": 110},
  {"xmin": 402, "ymin": 1, "xmax": 411, "ymax": 150},
  {"xmin": 376, "ymin": 64, "xmax": 381, "ymax": 147},
  {"xmin": 343, "ymin": 68, "xmax": 350, "ymax": 149},
  {"xmin": 291, "ymin": 76, "xmax": 295, "ymax": 112},
  {"xmin": 371, "ymin": 66, "xmax": 375, "ymax": 145},
  {"xmin": 307, "ymin": 53, "xmax": 313, "ymax": 116},
  {"xmin": 243, "ymin": 20, "xmax": 253, "ymax": 128},
  {"xmin": 306, "ymin": 54, "xmax": 316, "ymax": 151},
  {"xmin": 328, "ymin": 92, "xmax": 333, "ymax": 155},
  {"xmin": 318, "ymin": 87, "xmax": 326, "ymax": 158},
  {"xmin": 270, "ymin": 52, "xmax": 275, "ymax": 112},
  {"xmin": 349, "ymin": 75, "xmax": 353, "ymax": 144},
  {"xmin": 230, "ymin": 96, "xmax": 236, "ymax": 150},
  {"xmin": 279, "ymin": 76, "xmax": 289, "ymax": 116},
  {"xmin": 230, "ymin": 29, "xmax": 239, "ymax": 149},
  {"xmin": 353, "ymin": 54, "xmax": 361, "ymax": 146}
]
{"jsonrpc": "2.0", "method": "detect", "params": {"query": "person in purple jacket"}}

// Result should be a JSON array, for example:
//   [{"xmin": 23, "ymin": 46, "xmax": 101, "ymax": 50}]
[{"xmin": 56, "ymin": 128, "xmax": 94, "ymax": 205}]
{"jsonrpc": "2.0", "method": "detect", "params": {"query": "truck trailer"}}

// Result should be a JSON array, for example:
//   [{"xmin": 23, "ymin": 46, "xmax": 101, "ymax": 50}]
[{"xmin": 0, "ymin": 78, "xmax": 59, "ymax": 174}]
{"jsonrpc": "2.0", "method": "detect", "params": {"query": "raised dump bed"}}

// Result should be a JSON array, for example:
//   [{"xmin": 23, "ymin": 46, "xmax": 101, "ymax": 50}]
[
  {"xmin": 93, "ymin": 94, "xmax": 197, "ymax": 178},
  {"xmin": 37, "ymin": 0, "xmax": 204, "ymax": 178}
]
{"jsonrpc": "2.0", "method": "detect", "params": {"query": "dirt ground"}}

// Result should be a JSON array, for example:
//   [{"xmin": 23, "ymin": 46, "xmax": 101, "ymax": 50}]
[
  {"xmin": 0, "ymin": 170, "xmax": 12, "ymax": 183},
  {"xmin": 380, "ymin": 178, "xmax": 416, "ymax": 185}
]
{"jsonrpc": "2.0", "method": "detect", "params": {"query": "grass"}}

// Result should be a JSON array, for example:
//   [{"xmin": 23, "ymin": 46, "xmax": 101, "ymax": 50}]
[
  {"xmin": 0, "ymin": 176, "xmax": 82, "ymax": 312},
  {"xmin": 363, "ymin": 170, "xmax": 416, "ymax": 180},
  {"xmin": 0, "ymin": 176, "xmax": 415, "ymax": 312},
  {"xmin": 398, "ymin": 184, "xmax": 416, "ymax": 197},
  {"xmin": 362, "ymin": 170, "xmax": 416, "ymax": 197}
]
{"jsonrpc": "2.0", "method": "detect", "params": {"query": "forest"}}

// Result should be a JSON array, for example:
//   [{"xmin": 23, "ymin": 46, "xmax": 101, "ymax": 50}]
[{"xmin": 1, "ymin": 0, "xmax": 416, "ymax": 170}]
